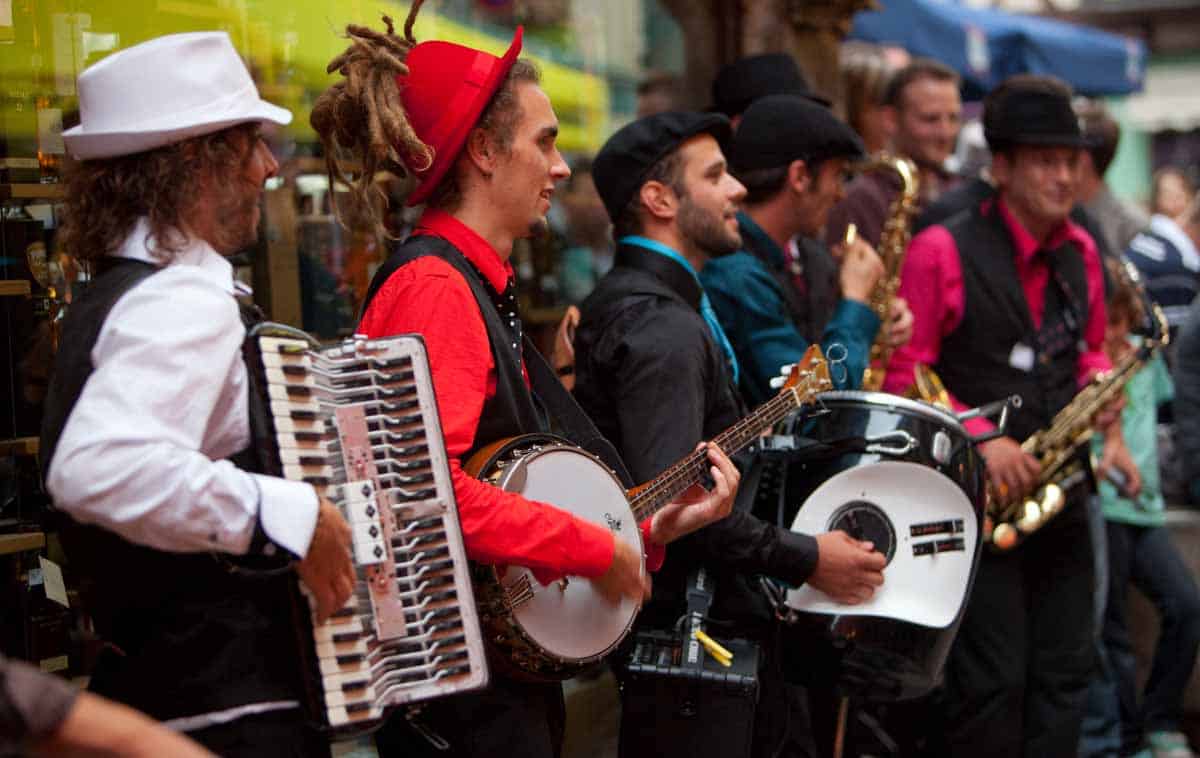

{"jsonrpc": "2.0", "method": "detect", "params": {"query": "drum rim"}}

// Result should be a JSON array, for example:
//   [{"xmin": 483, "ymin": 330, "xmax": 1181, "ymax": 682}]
[{"xmin": 815, "ymin": 390, "xmax": 968, "ymax": 434}]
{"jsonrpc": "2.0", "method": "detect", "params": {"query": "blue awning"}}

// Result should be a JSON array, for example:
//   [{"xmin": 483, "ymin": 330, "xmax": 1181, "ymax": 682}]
[{"xmin": 849, "ymin": 0, "xmax": 1146, "ymax": 97}]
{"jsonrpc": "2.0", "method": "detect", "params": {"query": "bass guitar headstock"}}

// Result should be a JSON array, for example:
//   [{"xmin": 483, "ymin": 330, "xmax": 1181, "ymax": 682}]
[{"xmin": 781, "ymin": 344, "xmax": 832, "ymax": 407}]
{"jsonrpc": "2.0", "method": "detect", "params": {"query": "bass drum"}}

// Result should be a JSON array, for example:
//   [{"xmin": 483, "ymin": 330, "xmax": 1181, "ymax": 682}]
[{"xmin": 769, "ymin": 391, "xmax": 987, "ymax": 701}]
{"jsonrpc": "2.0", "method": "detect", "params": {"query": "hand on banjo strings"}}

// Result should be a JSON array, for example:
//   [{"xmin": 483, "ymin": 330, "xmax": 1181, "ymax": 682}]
[
  {"xmin": 648, "ymin": 442, "xmax": 740, "ymax": 545},
  {"xmin": 296, "ymin": 496, "xmax": 356, "ymax": 623},
  {"xmin": 809, "ymin": 531, "xmax": 886, "ymax": 605},
  {"xmin": 592, "ymin": 537, "xmax": 650, "ymax": 606},
  {"xmin": 981, "ymin": 436, "xmax": 1041, "ymax": 506}
]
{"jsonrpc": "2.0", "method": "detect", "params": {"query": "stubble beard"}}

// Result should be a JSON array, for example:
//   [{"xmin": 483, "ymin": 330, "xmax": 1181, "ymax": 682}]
[{"xmin": 678, "ymin": 197, "xmax": 741, "ymax": 259}]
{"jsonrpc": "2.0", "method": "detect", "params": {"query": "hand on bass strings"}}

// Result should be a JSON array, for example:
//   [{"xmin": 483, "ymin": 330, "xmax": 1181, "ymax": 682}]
[
  {"xmin": 808, "ymin": 531, "xmax": 886, "ymax": 604},
  {"xmin": 648, "ymin": 442, "xmax": 740, "ymax": 545},
  {"xmin": 1096, "ymin": 426, "xmax": 1142, "ymax": 498},
  {"xmin": 296, "ymin": 496, "xmax": 355, "ymax": 623},
  {"xmin": 592, "ymin": 536, "xmax": 650, "ymax": 606},
  {"xmin": 981, "ymin": 436, "xmax": 1041, "ymax": 505},
  {"xmin": 833, "ymin": 238, "xmax": 885, "ymax": 304},
  {"xmin": 885, "ymin": 297, "xmax": 914, "ymax": 348}
]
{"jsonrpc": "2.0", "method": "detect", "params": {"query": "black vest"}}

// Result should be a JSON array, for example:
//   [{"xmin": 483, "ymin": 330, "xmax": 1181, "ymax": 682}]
[
  {"xmin": 933, "ymin": 204, "xmax": 1089, "ymax": 442},
  {"xmin": 362, "ymin": 235, "xmax": 629, "ymax": 480},
  {"xmin": 40, "ymin": 258, "xmax": 303, "ymax": 722}
]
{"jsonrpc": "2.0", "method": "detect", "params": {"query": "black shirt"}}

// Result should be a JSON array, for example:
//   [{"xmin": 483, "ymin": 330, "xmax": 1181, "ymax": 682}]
[{"xmin": 574, "ymin": 241, "xmax": 819, "ymax": 631}]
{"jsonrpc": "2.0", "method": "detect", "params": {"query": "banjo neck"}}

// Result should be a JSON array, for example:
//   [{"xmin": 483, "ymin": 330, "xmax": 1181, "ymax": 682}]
[{"xmin": 628, "ymin": 344, "xmax": 831, "ymax": 522}]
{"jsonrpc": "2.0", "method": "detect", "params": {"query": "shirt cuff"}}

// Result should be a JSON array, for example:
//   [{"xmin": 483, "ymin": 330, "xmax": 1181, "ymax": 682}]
[
  {"xmin": 253, "ymin": 474, "xmax": 320, "ymax": 559},
  {"xmin": 569, "ymin": 519, "xmax": 617, "ymax": 578},
  {"xmin": 639, "ymin": 518, "xmax": 666, "ymax": 573},
  {"xmin": 3, "ymin": 657, "xmax": 78, "ymax": 739}
]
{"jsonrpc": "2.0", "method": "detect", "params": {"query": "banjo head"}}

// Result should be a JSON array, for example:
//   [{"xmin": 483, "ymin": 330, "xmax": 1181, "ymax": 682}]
[{"xmin": 496, "ymin": 444, "xmax": 643, "ymax": 664}]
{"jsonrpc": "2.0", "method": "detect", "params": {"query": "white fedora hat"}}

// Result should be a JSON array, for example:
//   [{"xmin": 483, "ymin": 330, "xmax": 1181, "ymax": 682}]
[{"xmin": 63, "ymin": 31, "xmax": 292, "ymax": 160}]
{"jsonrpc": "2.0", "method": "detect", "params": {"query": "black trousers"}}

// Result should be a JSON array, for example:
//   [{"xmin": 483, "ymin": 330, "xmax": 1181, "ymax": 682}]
[
  {"xmin": 185, "ymin": 708, "xmax": 331, "ymax": 758},
  {"xmin": 932, "ymin": 499, "xmax": 1096, "ymax": 757},
  {"xmin": 374, "ymin": 674, "xmax": 565, "ymax": 758}
]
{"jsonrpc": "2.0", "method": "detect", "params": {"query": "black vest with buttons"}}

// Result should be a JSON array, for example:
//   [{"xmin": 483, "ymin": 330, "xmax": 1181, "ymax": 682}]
[
  {"xmin": 40, "ymin": 257, "xmax": 302, "ymax": 722},
  {"xmin": 932, "ymin": 203, "xmax": 1090, "ymax": 443}
]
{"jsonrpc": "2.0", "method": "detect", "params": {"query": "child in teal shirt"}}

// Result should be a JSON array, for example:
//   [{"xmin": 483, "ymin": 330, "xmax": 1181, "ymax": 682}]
[{"xmin": 1094, "ymin": 263, "xmax": 1200, "ymax": 758}]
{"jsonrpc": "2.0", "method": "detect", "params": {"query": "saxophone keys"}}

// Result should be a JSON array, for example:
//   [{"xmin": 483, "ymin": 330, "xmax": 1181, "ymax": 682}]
[
  {"xmin": 1017, "ymin": 500, "xmax": 1042, "ymax": 533},
  {"xmin": 992, "ymin": 522, "xmax": 1018, "ymax": 550}
]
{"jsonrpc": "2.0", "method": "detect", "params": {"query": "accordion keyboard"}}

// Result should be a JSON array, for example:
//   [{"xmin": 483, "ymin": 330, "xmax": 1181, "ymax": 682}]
[{"xmin": 254, "ymin": 328, "xmax": 488, "ymax": 729}]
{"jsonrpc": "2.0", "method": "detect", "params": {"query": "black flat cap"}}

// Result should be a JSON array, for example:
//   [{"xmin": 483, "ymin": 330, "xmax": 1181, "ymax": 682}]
[
  {"xmin": 711, "ymin": 53, "xmax": 830, "ymax": 117},
  {"xmin": 984, "ymin": 79, "xmax": 1088, "ymax": 151},
  {"xmin": 593, "ymin": 111, "xmax": 732, "ymax": 223},
  {"xmin": 732, "ymin": 94, "xmax": 865, "ymax": 173}
]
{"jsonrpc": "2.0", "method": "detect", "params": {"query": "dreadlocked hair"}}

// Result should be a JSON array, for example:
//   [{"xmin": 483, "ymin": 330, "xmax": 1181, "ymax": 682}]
[{"xmin": 310, "ymin": 3, "xmax": 431, "ymax": 236}]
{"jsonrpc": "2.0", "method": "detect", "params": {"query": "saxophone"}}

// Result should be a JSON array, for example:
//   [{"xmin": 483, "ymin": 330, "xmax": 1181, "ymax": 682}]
[
  {"xmin": 860, "ymin": 155, "xmax": 920, "ymax": 392},
  {"xmin": 986, "ymin": 260, "xmax": 1170, "ymax": 551}
]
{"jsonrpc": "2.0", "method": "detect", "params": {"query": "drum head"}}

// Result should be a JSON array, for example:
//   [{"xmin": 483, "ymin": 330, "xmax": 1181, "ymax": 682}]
[
  {"xmin": 498, "ymin": 446, "xmax": 642, "ymax": 662},
  {"xmin": 787, "ymin": 461, "xmax": 977, "ymax": 628}
]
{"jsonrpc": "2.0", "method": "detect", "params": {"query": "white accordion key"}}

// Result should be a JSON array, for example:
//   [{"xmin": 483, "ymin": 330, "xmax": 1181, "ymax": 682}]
[{"xmin": 313, "ymin": 616, "xmax": 365, "ymax": 644}]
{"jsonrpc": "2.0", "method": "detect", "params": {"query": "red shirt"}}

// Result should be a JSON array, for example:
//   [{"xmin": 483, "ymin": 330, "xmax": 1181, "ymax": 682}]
[
  {"xmin": 359, "ymin": 209, "xmax": 663, "ymax": 579},
  {"xmin": 882, "ymin": 197, "xmax": 1111, "ymax": 435}
]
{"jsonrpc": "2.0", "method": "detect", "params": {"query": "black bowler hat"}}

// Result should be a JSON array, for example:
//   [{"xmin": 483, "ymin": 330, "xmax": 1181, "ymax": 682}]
[
  {"xmin": 592, "ymin": 111, "xmax": 732, "ymax": 223},
  {"xmin": 732, "ymin": 94, "xmax": 865, "ymax": 173},
  {"xmin": 983, "ymin": 77, "xmax": 1089, "ymax": 151},
  {"xmin": 711, "ymin": 53, "xmax": 830, "ymax": 118}
]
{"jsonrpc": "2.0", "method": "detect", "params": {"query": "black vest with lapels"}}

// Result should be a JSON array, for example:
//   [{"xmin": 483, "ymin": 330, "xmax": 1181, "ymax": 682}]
[
  {"xmin": 932, "ymin": 202, "xmax": 1089, "ymax": 443},
  {"xmin": 40, "ymin": 257, "xmax": 302, "ymax": 722}
]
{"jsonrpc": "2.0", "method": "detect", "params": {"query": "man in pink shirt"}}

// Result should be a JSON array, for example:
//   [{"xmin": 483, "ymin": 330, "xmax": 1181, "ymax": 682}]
[{"xmin": 883, "ymin": 75, "xmax": 1139, "ymax": 756}]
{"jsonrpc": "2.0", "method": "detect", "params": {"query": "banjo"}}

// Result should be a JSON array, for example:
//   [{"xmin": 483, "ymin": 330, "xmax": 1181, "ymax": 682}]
[{"xmin": 464, "ymin": 344, "xmax": 832, "ymax": 680}]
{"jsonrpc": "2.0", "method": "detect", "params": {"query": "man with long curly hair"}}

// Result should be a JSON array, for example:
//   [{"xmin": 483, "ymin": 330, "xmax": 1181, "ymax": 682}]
[
  {"xmin": 41, "ymin": 32, "xmax": 356, "ymax": 757},
  {"xmin": 311, "ymin": 7, "xmax": 740, "ymax": 756}
]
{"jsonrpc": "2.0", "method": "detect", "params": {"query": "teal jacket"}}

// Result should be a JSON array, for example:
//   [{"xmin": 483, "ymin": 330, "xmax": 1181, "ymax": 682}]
[{"xmin": 701, "ymin": 212, "xmax": 879, "ymax": 405}]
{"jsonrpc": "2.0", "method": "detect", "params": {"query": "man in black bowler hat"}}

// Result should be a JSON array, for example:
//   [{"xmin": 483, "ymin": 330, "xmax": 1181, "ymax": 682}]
[
  {"xmin": 881, "ymin": 74, "xmax": 1140, "ymax": 757},
  {"xmin": 701, "ymin": 94, "xmax": 912, "ymax": 404},
  {"xmin": 573, "ymin": 111, "xmax": 887, "ymax": 757}
]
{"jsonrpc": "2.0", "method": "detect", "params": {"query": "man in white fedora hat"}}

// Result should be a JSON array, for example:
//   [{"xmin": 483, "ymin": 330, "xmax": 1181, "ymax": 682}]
[{"xmin": 41, "ymin": 31, "xmax": 354, "ymax": 757}]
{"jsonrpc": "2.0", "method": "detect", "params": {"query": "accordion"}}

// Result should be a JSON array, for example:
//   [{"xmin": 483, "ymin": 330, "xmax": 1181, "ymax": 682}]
[{"xmin": 246, "ymin": 323, "xmax": 489, "ymax": 730}]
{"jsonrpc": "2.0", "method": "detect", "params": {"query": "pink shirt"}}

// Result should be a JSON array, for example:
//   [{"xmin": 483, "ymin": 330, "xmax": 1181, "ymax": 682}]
[{"xmin": 882, "ymin": 197, "xmax": 1111, "ymax": 435}]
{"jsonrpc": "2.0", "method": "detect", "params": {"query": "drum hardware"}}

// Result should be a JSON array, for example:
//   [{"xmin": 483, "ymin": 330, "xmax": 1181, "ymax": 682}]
[
  {"xmin": 864, "ymin": 431, "xmax": 917, "ymax": 457},
  {"xmin": 773, "ymin": 391, "xmax": 1018, "ymax": 701}
]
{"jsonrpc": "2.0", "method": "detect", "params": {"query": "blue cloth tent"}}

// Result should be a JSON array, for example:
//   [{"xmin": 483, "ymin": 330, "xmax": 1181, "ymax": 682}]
[{"xmin": 849, "ymin": 0, "xmax": 1146, "ymax": 97}]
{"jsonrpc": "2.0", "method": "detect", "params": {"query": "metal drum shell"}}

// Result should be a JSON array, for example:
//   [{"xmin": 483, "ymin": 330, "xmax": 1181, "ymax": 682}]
[{"xmin": 772, "ymin": 391, "xmax": 987, "ymax": 701}]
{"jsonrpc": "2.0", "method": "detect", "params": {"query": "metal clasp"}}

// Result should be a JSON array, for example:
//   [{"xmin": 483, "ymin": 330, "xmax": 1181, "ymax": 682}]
[{"xmin": 864, "ymin": 431, "xmax": 918, "ymax": 456}]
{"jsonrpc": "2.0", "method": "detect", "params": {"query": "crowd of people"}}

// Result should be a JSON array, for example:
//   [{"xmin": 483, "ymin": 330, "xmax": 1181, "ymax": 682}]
[{"xmin": 6, "ymin": 3, "xmax": 1200, "ymax": 758}]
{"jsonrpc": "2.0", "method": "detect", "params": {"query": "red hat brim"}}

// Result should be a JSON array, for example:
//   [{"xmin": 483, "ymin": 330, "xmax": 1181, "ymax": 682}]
[{"xmin": 402, "ymin": 27, "xmax": 524, "ymax": 206}]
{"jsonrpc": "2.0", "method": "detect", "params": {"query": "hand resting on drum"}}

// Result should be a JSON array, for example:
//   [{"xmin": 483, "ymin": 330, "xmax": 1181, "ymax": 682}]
[
  {"xmin": 592, "ymin": 537, "xmax": 651, "ymax": 606},
  {"xmin": 648, "ymin": 443, "xmax": 740, "ymax": 545},
  {"xmin": 809, "ymin": 531, "xmax": 886, "ymax": 604}
]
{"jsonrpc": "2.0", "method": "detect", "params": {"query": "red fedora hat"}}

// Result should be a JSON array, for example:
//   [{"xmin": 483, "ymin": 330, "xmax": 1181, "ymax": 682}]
[{"xmin": 398, "ymin": 26, "xmax": 524, "ymax": 206}]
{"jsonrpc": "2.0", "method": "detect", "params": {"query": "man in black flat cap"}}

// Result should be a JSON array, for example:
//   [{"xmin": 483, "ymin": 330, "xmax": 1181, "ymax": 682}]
[
  {"xmin": 701, "ymin": 94, "xmax": 912, "ymax": 404},
  {"xmin": 574, "ymin": 111, "xmax": 887, "ymax": 757},
  {"xmin": 882, "ymin": 74, "xmax": 1139, "ymax": 757}
]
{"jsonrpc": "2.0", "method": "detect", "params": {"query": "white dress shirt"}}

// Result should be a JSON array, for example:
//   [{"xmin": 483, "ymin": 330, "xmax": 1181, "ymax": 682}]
[{"xmin": 46, "ymin": 218, "xmax": 319, "ymax": 560}]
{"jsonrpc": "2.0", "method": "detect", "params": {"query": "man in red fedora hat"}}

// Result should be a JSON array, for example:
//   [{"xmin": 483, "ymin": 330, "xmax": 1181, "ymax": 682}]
[
  {"xmin": 44, "ymin": 31, "xmax": 354, "ymax": 757},
  {"xmin": 312, "ymin": 11, "xmax": 740, "ymax": 756}
]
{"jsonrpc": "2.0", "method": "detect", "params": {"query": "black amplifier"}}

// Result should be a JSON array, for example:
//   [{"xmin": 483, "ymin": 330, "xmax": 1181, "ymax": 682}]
[{"xmin": 616, "ymin": 627, "xmax": 760, "ymax": 758}]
